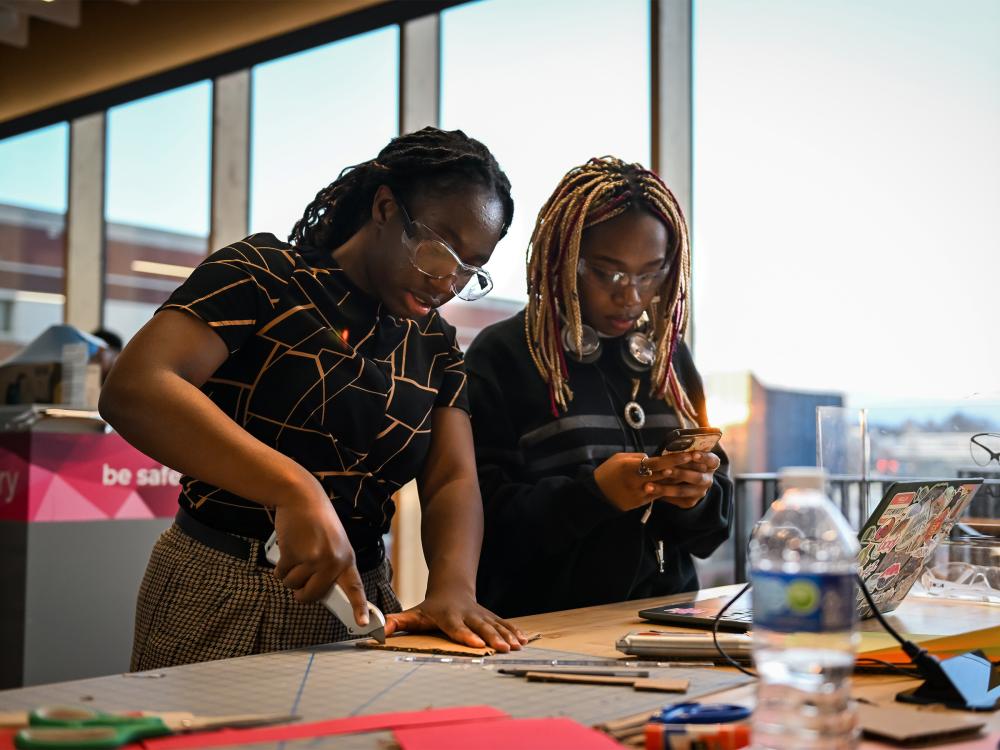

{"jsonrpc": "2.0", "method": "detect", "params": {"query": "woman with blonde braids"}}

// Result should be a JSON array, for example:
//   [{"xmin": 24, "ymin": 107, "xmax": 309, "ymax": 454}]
[{"xmin": 466, "ymin": 157, "xmax": 733, "ymax": 617}]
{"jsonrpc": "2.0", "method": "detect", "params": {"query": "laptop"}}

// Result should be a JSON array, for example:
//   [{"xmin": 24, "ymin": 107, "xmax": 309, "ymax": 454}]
[{"xmin": 639, "ymin": 478, "xmax": 984, "ymax": 632}]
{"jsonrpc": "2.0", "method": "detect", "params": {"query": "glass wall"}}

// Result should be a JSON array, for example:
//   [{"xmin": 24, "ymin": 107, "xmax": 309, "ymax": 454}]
[
  {"xmin": 0, "ymin": 124, "xmax": 68, "ymax": 361},
  {"xmin": 104, "ymin": 81, "xmax": 212, "ymax": 342},
  {"xmin": 689, "ymin": 0, "xmax": 1000, "ymax": 514},
  {"xmin": 692, "ymin": 0, "xmax": 1000, "ymax": 409},
  {"xmin": 250, "ymin": 26, "xmax": 399, "ymax": 242},
  {"xmin": 441, "ymin": 0, "xmax": 652, "ymax": 303}
]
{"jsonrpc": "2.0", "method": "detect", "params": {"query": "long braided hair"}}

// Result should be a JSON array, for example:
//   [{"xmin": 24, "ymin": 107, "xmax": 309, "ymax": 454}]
[
  {"xmin": 525, "ymin": 156, "xmax": 697, "ymax": 424},
  {"xmin": 289, "ymin": 127, "xmax": 513, "ymax": 253}
]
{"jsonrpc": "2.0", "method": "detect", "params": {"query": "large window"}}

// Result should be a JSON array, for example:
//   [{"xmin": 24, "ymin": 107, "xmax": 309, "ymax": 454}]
[
  {"xmin": 692, "ymin": 0, "xmax": 1000, "ymax": 410},
  {"xmin": 0, "ymin": 124, "xmax": 68, "ymax": 361},
  {"xmin": 250, "ymin": 27, "xmax": 399, "ymax": 242},
  {"xmin": 441, "ymin": 0, "xmax": 652, "ymax": 303},
  {"xmin": 104, "ymin": 82, "xmax": 212, "ymax": 342}
]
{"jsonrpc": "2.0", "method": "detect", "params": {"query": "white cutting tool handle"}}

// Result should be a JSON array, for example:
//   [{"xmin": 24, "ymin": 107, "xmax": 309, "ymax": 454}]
[{"xmin": 264, "ymin": 532, "xmax": 386, "ymax": 640}]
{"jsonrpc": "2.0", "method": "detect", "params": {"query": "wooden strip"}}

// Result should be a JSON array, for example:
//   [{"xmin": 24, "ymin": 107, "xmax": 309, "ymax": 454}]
[
  {"xmin": 524, "ymin": 672, "xmax": 636, "ymax": 686},
  {"xmin": 599, "ymin": 711, "xmax": 657, "ymax": 735},
  {"xmin": 356, "ymin": 631, "xmax": 543, "ymax": 659},
  {"xmin": 357, "ymin": 634, "xmax": 494, "ymax": 657},
  {"xmin": 633, "ymin": 677, "xmax": 690, "ymax": 693},
  {"xmin": 522, "ymin": 670, "xmax": 690, "ymax": 693},
  {"xmin": 499, "ymin": 668, "xmax": 650, "ymax": 678}
]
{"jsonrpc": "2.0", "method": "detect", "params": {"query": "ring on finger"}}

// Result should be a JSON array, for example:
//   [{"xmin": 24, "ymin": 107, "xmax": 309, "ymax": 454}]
[{"xmin": 637, "ymin": 455, "xmax": 654, "ymax": 477}]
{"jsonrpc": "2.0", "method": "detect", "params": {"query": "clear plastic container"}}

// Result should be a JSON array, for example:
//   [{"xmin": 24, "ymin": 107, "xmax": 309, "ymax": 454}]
[{"xmin": 916, "ymin": 535, "xmax": 1000, "ymax": 603}]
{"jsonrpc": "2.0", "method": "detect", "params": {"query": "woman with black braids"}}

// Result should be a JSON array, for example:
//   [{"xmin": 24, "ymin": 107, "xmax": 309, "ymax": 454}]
[
  {"xmin": 466, "ymin": 157, "xmax": 733, "ymax": 617},
  {"xmin": 100, "ymin": 127, "xmax": 528, "ymax": 669}
]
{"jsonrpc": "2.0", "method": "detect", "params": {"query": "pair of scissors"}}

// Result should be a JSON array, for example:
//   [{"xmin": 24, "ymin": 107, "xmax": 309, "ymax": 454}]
[
  {"xmin": 652, "ymin": 702, "xmax": 751, "ymax": 725},
  {"xmin": 14, "ymin": 706, "xmax": 298, "ymax": 749}
]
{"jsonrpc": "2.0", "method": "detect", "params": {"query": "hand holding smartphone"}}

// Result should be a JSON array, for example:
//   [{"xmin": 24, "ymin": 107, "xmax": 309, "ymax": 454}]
[
  {"xmin": 655, "ymin": 427, "xmax": 722, "ymax": 456},
  {"xmin": 647, "ymin": 428, "xmax": 723, "ymax": 511}
]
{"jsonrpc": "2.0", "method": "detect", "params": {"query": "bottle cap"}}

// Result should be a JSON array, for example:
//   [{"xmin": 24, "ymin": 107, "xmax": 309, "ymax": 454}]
[{"xmin": 778, "ymin": 466, "xmax": 828, "ymax": 493}]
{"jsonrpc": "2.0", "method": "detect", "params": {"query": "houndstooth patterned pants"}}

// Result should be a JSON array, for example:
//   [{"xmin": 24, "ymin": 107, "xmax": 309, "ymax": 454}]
[{"xmin": 131, "ymin": 523, "xmax": 401, "ymax": 671}]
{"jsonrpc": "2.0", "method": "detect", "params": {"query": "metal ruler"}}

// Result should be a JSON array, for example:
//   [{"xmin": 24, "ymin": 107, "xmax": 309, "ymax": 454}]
[{"xmin": 394, "ymin": 655, "xmax": 715, "ymax": 668}]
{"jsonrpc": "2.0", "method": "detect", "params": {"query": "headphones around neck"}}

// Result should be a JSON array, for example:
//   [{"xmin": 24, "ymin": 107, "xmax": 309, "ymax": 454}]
[{"xmin": 561, "ymin": 319, "xmax": 655, "ymax": 372}]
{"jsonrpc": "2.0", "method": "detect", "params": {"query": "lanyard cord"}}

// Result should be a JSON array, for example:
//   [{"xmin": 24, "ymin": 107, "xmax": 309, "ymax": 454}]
[
  {"xmin": 593, "ymin": 364, "xmax": 657, "ymax": 600},
  {"xmin": 594, "ymin": 366, "xmax": 646, "ymax": 454}
]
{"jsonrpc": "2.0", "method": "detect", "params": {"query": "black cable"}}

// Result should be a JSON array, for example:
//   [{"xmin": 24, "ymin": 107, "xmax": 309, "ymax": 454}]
[
  {"xmin": 859, "ymin": 571, "xmax": 1000, "ymax": 711},
  {"xmin": 711, "ymin": 577, "xmax": 926, "ymax": 680},
  {"xmin": 708, "ymin": 572, "xmax": 984, "ymax": 689},
  {"xmin": 855, "ymin": 573, "xmax": 908, "ymax": 648},
  {"xmin": 711, "ymin": 581, "xmax": 756, "ymax": 677},
  {"xmin": 854, "ymin": 658, "xmax": 921, "ymax": 677},
  {"xmin": 855, "ymin": 572, "xmax": 940, "ymax": 667},
  {"xmin": 857, "ymin": 570, "xmax": 987, "ymax": 686},
  {"xmin": 707, "ymin": 522, "xmax": 759, "ymax": 676},
  {"xmin": 852, "ymin": 570, "xmax": 979, "ymax": 702}
]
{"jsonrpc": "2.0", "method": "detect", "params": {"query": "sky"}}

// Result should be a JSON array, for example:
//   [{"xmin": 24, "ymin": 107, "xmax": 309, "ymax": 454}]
[
  {"xmin": 0, "ymin": 123, "xmax": 68, "ymax": 212},
  {"xmin": 0, "ymin": 0, "xmax": 997, "ymax": 408},
  {"xmin": 691, "ymin": 0, "xmax": 1000, "ymax": 406},
  {"xmin": 440, "ymin": 0, "xmax": 651, "ymax": 301},
  {"xmin": 104, "ymin": 81, "xmax": 212, "ymax": 236},
  {"xmin": 249, "ymin": 26, "xmax": 399, "ymax": 240}
]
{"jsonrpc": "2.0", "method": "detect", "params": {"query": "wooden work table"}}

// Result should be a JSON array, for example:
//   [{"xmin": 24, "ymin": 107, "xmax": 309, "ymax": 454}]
[
  {"xmin": 0, "ymin": 585, "xmax": 997, "ymax": 747},
  {"xmin": 514, "ymin": 584, "xmax": 1000, "ymax": 734}
]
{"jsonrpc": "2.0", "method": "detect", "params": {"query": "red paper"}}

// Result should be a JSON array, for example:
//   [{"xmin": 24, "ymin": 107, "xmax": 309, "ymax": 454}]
[
  {"xmin": 394, "ymin": 717, "xmax": 623, "ymax": 750},
  {"xmin": 142, "ymin": 705, "xmax": 508, "ymax": 750}
]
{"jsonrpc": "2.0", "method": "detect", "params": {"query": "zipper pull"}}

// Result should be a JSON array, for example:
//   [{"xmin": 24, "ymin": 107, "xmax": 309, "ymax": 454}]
[{"xmin": 656, "ymin": 540, "xmax": 665, "ymax": 573}]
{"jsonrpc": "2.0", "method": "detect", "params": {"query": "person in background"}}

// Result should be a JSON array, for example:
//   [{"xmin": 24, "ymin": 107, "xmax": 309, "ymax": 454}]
[
  {"xmin": 467, "ymin": 157, "xmax": 733, "ymax": 617},
  {"xmin": 91, "ymin": 328, "xmax": 123, "ymax": 384},
  {"xmin": 99, "ymin": 127, "xmax": 527, "ymax": 670},
  {"xmin": 4, "ymin": 373, "xmax": 27, "ymax": 404}
]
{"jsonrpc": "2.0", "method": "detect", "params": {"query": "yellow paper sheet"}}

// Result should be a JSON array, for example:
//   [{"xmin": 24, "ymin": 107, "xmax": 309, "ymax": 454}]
[
  {"xmin": 859, "ymin": 625, "xmax": 1000, "ymax": 664},
  {"xmin": 857, "ymin": 631, "xmax": 929, "ymax": 654}
]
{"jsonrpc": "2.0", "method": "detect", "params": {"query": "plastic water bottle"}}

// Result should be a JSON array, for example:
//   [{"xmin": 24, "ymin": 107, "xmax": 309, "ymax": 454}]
[{"xmin": 749, "ymin": 467, "xmax": 860, "ymax": 750}]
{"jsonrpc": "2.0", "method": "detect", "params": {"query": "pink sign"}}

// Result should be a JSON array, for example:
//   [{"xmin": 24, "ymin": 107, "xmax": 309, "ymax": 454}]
[{"xmin": 0, "ymin": 432, "xmax": 179, "ymax": 522}]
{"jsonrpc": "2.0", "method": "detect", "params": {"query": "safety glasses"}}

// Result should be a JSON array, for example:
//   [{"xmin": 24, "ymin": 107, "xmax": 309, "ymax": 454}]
[
  {"xmin": 577, "ymin": 257, "xmax": 670, "ymax": 293},
  {"xmin": 396, "ymin": 197, "xmax": 493, "ymax": 302}
]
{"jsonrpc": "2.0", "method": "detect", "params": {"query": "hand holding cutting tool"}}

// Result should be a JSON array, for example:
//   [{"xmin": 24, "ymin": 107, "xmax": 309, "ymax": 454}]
[{"xmin": 264, "ymin": 532, "xmax": 386, "ymax": 643}]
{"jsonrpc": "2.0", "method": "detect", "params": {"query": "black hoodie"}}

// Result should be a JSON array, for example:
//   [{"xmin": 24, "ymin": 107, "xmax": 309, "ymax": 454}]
[{"xmin": 466, "ymin": 310, "xmax": 733, "ymax": 617}]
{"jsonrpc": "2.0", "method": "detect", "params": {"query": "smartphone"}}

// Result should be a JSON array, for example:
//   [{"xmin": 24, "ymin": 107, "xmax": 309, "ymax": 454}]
[{"xmin": 657, "ymin": 427, "xmax": 722, "ymax": 456}]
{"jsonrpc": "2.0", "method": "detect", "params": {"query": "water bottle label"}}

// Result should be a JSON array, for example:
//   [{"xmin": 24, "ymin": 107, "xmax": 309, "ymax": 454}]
[{"xmin": 752, "ymin": 570, "xmax": 856, "ymax": 633}]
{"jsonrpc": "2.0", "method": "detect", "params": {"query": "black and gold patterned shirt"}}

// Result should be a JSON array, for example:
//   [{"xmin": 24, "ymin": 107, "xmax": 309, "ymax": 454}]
[{"xmin": 159, "ymin": 233, "xmax": 469, "ymax": 560}]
